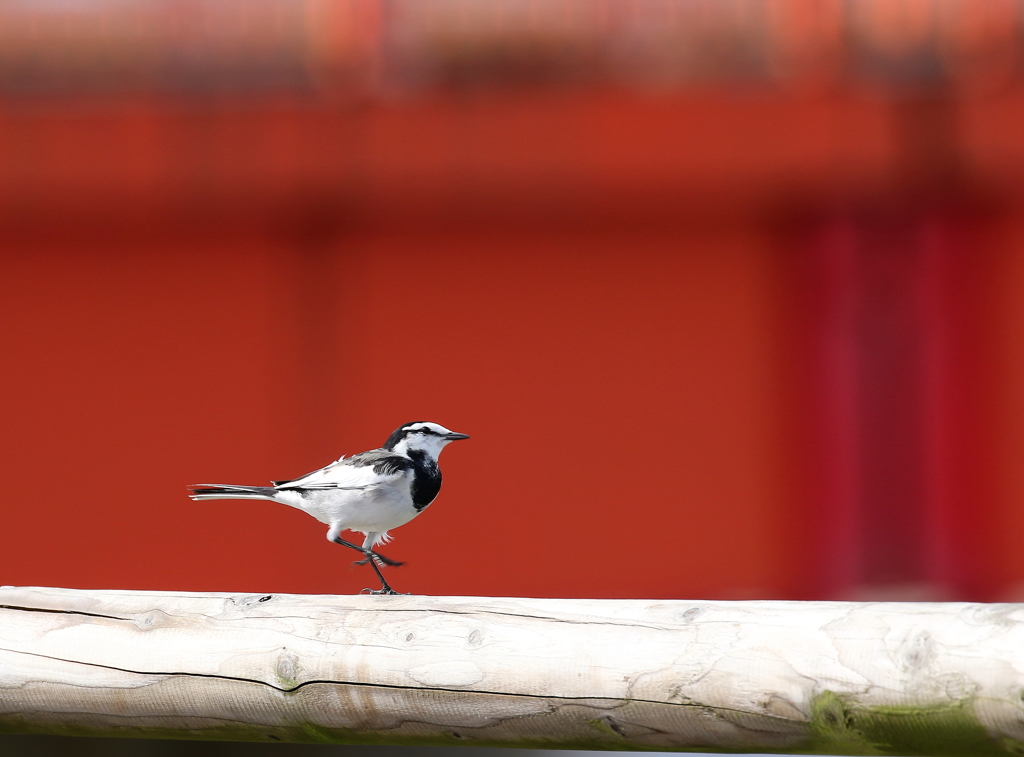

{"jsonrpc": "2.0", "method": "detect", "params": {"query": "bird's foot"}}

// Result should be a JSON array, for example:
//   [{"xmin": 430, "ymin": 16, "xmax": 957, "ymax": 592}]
[
  {"xmin": 353, "ymin": 551, "xmax": 404, "ymax": 567},
  {"xmin": 360, "ymin": 586, "xmax": 406, "ymax": 595}
]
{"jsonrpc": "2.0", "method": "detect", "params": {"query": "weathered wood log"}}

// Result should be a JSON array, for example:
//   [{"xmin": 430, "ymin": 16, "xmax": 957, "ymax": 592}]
[{"xmin": 1, "ymin": 587, "xmax": 1023, "ymax": 754}]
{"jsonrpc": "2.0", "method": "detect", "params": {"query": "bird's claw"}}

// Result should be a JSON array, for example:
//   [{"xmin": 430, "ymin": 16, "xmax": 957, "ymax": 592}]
[
  {"xmin": 353, "ymin": 553, "xmax": 404, "ymax": 567},
  {"xmin": 360, "ymin": 587, "xmax": 405, "ymax": 595}
]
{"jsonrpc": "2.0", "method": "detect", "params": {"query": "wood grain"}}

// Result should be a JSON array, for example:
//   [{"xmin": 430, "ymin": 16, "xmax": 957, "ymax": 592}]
[{"xmin": 1, "ymin": 587, "xmax": 1023, "ymax": 754}]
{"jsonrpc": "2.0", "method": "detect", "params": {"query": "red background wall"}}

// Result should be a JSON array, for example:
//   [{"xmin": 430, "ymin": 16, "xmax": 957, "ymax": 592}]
[
  {"xmin": 4, "ymin": 3, "xmax": 1024, "ymax": 602},
  {"xmin": 0, "ymin": 225, "xmax": 799, "ymax": 599}
]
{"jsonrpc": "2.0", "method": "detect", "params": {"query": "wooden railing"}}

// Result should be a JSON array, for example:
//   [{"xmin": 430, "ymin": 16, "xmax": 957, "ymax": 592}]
[{"xmin": 1, "ymin": 586, "xmax": 1022, "ymax": 754}]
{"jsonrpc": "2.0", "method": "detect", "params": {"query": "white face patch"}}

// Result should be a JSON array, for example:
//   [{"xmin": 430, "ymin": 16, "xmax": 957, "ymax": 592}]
[{"xmin": 392, "ymin": 422, "xmax": 457, "ymax": 458}]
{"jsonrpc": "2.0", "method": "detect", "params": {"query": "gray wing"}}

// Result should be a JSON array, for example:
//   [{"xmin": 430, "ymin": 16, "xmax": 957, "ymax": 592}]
[
  {"xmin": 273, "ymin": 449, "xmax": 412, "ymax": 490},
  {"xmin": 345, "ymin": 449, "xmax": 415, "ymax": 476}
]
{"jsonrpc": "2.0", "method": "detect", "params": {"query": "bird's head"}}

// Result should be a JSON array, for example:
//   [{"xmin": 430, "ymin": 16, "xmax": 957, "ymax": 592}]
[{"xmin": 383, "ymin": 421, "xmax": 470, "ymax": 458}]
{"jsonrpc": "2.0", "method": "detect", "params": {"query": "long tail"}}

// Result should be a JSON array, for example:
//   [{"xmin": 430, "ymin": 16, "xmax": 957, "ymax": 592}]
[{"xmin": 189, "ymin": 484, "xmax": 278, "ymax": 501}]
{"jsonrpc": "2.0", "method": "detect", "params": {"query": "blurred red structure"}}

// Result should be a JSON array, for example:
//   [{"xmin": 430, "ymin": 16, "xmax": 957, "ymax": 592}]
[{"xmin": 2, "ymin": 1, "xmax": 1024, "ymax": 601}]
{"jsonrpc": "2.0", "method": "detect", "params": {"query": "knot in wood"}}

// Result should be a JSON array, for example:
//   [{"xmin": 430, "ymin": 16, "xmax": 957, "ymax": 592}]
[{"xmin": 276, "ymin": 649, "xmax": 301, "ymax": 688}]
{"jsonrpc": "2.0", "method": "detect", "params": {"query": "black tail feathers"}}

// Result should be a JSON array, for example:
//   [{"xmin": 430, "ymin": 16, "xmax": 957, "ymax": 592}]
[{"xmin": 188, "ymin": 484, "xmax": 277, "ymax": 499}]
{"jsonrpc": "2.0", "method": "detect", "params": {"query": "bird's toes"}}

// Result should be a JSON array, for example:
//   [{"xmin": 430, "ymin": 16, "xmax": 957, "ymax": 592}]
[{"xmin": 353, "ymin": 553, "xmax": 403, "ymax": 568}]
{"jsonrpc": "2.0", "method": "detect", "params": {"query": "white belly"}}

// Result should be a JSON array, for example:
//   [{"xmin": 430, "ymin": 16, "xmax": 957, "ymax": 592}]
[{"xmin": 277, "ymin": 476, "xmax": 420, "ymax": 533}]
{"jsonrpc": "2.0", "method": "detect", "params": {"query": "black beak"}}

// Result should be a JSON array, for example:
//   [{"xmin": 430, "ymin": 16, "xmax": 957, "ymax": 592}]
[{"xmin": 445, "ymin": 432, "xmax": 470, "ymax": 441}]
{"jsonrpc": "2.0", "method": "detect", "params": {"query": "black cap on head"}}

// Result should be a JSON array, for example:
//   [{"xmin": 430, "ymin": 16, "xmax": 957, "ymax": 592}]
[{"xmin": 383, "ymin": 421, "xmax": 428, "ymax": 450}]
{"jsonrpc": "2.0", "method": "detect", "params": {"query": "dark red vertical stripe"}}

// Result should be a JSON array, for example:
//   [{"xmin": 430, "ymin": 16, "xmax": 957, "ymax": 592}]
[{"xmin": 804, "ymin": 207, "xmax": 987, "ymax": 599}]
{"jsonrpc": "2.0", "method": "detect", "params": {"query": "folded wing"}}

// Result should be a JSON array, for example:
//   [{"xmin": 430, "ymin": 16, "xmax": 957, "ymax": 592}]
[{"xmin": 273, "ymin": 449, "xmax": 413, "ymax": 491}]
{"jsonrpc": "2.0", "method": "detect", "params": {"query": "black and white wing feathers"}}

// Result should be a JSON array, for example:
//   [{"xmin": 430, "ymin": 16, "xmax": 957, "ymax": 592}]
[{"xmin": 272, "ymin": 449, "xmax": 413, "ymax": 491}]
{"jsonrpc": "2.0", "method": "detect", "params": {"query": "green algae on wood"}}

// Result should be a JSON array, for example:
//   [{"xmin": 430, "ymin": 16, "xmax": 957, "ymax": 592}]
[
  {"xmin": 587, "ymin": 717, "xmax": 623, "ymax": 739},
  {"xmin": 808, "ymin": 690, "xmax": 1022, "ymax": 756}
]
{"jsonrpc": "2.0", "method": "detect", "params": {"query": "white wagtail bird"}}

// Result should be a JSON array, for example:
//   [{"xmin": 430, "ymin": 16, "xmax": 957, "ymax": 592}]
[{"xmin": 189, "ymin": 421, "xmax": 469, "ymax": 595}]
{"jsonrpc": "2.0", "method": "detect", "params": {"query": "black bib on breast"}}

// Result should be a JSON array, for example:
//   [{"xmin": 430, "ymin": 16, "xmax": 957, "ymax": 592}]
[{"xmin": 407, "ymin": 449, "xmax": 442, "ymax": 510}]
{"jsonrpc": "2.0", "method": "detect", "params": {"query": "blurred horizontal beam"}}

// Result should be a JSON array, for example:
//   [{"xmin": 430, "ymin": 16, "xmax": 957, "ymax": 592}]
[
  {"xmin": 1, "ymin": 91, "xmax": 1021, "ymax": 241},
  {"xmin": 1, "ymin": 585, "xmax": 1024, "ymax": 754},
  {"xmin": 1, "ymin": 0, "xmax": 1023, "ymax": 95}
]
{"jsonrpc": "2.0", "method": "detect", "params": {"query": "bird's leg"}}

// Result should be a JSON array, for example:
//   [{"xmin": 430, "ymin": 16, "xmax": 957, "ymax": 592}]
[
  {"xmin": 331, "ymin": 535, "xmax": 403, "ymax": 595},
  {"xmin": 351, "ymin": 531, "xmax": 403, "ymax": 567},
  {"xmin": 361, "ymin": 558, "xmax": 401, "ymax": 596},
  {"xmin": 352, "ymin": 551, "xmax": 403, "ymax": 567},
  {"xmin": 331, "ymin": 535, "xmax": 402, "ymax": 567}
]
